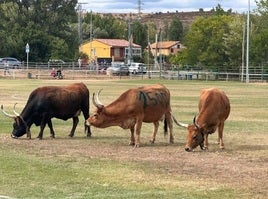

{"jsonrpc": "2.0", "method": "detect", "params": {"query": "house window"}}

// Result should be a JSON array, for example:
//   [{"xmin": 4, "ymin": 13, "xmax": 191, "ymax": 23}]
[{"xmin": 114, "ymin": 48, "xmax": 120, "ymax": 57}]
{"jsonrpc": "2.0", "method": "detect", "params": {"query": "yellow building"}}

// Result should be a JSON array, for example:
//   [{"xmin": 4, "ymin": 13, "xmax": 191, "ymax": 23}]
[
  {"xmin": 147, "ymin": 41, "xmax": 185, "ymax": 56},
  {"xmin": 79, "ymin": 38, "xmax": 142, "ymax": 64}
]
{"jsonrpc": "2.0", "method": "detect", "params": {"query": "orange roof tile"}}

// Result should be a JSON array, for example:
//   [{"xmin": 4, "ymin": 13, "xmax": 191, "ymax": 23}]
[
  {"xmin": 150, "ymin": 41, "xmax": 180, "ymax": 49},
  {"xmin": 96, "ymin": 39, "xmax": 141, "ymax": 48}
]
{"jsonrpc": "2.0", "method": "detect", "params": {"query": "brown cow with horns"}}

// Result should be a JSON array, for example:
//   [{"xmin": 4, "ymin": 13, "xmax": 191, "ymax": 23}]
[
  {"xmin": 86, "ymin": 84, "xmax": 174, "ymax": 147},
  {"xmin": 173, "ymin": 88, "xmax": 230, "ymax": 152}
]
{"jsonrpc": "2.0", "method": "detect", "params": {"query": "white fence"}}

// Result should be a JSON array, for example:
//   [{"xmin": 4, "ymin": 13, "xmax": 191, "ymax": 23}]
[{"xmin": 1, "ymin": 62, "xmax": 267, "ymax": 82}]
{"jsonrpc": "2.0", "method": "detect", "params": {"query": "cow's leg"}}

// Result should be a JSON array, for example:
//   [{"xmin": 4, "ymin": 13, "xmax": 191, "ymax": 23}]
[
  {"xmin": 47, "ymin": 119, "xmax": 55, "ymax": 138},
  {"xmin": 134, "ymin": 120, "xmax": 143, "ymax": 148},
  {"xmin": 150, "ymin": 121, "xmax": 159, "ymax": 144},
  {"xmin": 204, "ymin": 133, "xmax": 209, "ymax": 150},
  {"xmin": 165, "ymin": 112, "xmax": 174, "ymax": 144},
  {"xmin": 37, "ymin": 122, "xmax": 47, "ymax": 139},
  {"xmin": 85, "ymin": 121, "xmax": 91, "ymax": 137},
  {"xmin": 69, "ymin": 117, "xmax": 79, "ymax": 137},
  {"xmin": 82, "ymin": 108, "xmax": 91, "ymax": 137},
  {"xmin": 129, "ymin": 126, "xmax": 135, "ymax": 146},
  {"xmin": 218, "ymin": 122, "xmax": 225, "ymax": 149}
]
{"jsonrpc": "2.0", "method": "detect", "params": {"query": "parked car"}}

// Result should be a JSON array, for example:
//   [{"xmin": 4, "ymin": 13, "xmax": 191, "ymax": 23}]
[
  {"xmin": 0, "ymin": 57, "xmax": 21, "ymax": 69},
  {"xmin": 128, "ymin": 62, "xmax": 147, "ymax": 74},
  {"xmin": 107, "ymin": 63, "xmax": 129, "ymax": 76}
]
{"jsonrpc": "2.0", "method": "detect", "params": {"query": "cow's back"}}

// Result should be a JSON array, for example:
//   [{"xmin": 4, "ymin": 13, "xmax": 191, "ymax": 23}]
[
  {"xmin": 198, "ymin": 88, "xmax": 230, "ymax": 122},
  {"xmin": 134, "ymin": 84, "xmax": 171, "ymax": 122},
  {"xmin": 106, "ymin": 84, "xmax": 170, "ymax": 122},
  {"xmin": 22, "ymin": 83, "xmax": 89, "ymax": 120}
]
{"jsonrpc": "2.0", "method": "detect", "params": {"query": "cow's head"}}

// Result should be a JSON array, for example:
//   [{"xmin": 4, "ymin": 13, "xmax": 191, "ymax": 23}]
[
  {"xmin": 86, "ymin": 90, "xmax": 105, "ymax": 128},
  {"xmin": 184, "ymin": 125, "xmax": 204, "ymax": 152},
  {"xmin": 1, "ymin": 104, "xmax": 30, "ymax": 138},
  {"xmin": 174, "ymin": 115, "xmax": 204, "ymax": 152}
]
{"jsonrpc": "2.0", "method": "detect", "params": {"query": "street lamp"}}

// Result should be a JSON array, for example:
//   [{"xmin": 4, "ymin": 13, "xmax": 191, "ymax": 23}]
[{"xmin": 25, "ymin": 43, "xmax": 30, "ymax": 70}]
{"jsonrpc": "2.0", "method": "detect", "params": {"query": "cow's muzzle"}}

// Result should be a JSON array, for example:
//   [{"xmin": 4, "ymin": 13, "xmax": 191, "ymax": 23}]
[
  {"xmin": 11, "ymin": 134, "xmax": 18, "ymax": 139},
  {"xmin": 185, "ymin": 147, "xmax": 192, "ymax": 152}
]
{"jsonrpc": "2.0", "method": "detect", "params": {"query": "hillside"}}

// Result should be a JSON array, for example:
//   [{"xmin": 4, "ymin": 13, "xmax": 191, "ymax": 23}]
[{"xmin": 99, "ymin": 11, "xmax": 214, "ymax": 31}]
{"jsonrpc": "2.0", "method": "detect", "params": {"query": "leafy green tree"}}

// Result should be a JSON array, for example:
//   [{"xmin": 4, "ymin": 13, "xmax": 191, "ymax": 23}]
[
  {"xmin": 222, "ymin": 15, "xmax": 245, "ymax": 69},
  {"xmin": 131, "ymin": 20, "xmax": 147, "ymax": 49},
  {"xmin": 84, "ymin": 13, "xmax": 127, "ymax": 40},
  {"xmin": 0, "ymin": 0, "xmax": 78, "ymax": 61},
  {"xmin": 167, "ymin": 17, "xmax": 183, "ymax": 41},
  {"xmin": 178, "ymin": 15, "xmax": 233, "ymax": 70}
]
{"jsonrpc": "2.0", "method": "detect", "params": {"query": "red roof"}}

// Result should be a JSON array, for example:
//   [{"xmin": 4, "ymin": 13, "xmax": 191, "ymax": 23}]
[
  {"xmin": 150, "ymin": 41, "xmax": 181, "ymax": 49},
  {"xmin": 95, "ymin": 39, "xmax": 141, "ymax": 48}
]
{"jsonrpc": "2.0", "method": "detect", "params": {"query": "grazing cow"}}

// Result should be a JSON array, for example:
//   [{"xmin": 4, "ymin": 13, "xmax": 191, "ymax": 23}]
[
  {"xmin": 173, "ymin": 88, "xmax": 230, "ymax": 152},
  {"xmin": 86, "ymin": 84, "xmax": 174, "ymax": 147},
  {"xmin": 1, "ymin": 83, "xmax": 91, "ymax": 139}
]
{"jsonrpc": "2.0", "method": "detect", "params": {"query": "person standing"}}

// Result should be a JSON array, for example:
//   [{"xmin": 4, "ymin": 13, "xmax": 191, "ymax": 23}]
[{"xmin": 78, "ymin": 57, "xmax": 82, "ymax": 70}]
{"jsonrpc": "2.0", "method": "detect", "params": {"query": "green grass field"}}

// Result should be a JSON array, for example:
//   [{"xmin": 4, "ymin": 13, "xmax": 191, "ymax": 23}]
[{"xmin": 0, "ymin": 79, "xmax": 267, "ymax": 199}]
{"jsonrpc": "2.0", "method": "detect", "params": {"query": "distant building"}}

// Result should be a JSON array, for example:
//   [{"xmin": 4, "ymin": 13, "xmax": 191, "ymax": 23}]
[
  {"xmin": 147, "ymin": 41, "xmax": 185, "ymax": 56},
  {"xmin": 79, "ymin": 38, "xmax": 142, "ymax": 64}
]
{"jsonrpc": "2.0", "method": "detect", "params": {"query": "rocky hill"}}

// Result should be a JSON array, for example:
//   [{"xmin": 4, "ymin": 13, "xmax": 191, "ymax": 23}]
[{"xmin": 99, "ymin": 11, "xmax": 214, "ymax": 31}]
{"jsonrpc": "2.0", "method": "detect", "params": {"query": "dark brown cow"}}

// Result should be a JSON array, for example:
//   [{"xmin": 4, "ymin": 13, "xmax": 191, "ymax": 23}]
[
  {"xmin": 86, "ymin": 84, "xmax": 174, "ymax": 147},
  {"xmin": 173, "ymin": 88, "xmax": 230, "ymax": 152},
  {"xmin": 1, "ymin": 82, "xmax": 91, "ymax": 139}
]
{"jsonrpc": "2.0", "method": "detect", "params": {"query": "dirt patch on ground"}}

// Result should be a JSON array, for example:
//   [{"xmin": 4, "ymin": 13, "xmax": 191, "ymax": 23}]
[{"xmin": 1, "ymin": 134, "xmax": 267, "ymax": 198}]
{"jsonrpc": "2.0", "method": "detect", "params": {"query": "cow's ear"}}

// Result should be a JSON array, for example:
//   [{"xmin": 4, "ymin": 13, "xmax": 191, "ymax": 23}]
[
  {"xmin": 97, "ymin": 106, "xmax": 104, "ymax": 113},
  {"xmin": 14, "ymin": 117, "xmax": 20, "ymax": 125}
]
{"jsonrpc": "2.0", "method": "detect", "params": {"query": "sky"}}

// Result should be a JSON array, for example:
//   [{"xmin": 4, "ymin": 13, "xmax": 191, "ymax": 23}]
[{"xmin": 79, "ymin": 0, "xmax": 257, "ymax": 14}]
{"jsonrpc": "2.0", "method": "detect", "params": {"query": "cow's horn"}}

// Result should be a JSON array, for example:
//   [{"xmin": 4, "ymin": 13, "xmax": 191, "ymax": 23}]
[
  {"xmin": 1, "ymin": 105, "xmax": 16, "ymax": 118},
  {"xmin": 193, "ymin": 115, "xmax": 200, "ymax": 129},
  {"xmin": 13, "ymin": 103, "xmax": 20, "ymax": 116},
  {"xmin": 92, "ymin": 92, "xmax": 104, "ymax": 109},
  {"xmin": 96, "ymin": 89, "xmax": 104, "ymax": 106},
  {"xmin": 171, "ymin": 113, "xmax": 188, "ymax": 128}
]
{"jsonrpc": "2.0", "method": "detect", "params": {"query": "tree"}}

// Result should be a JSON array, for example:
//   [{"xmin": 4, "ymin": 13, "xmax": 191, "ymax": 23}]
[
  {"xmin": 83, "ymin": 13, "xmax": 127, "ymax": 40},
  {"xmin": 0, "ymin": 0, "xmax": 78, "ymax": 61},
  {"xmin": 167, "ymin": 17, "xmax": 183, "ymax": 41},
  {"xmin": 178, "ymin": 15, "xmax": 233, "ymax": 70}
]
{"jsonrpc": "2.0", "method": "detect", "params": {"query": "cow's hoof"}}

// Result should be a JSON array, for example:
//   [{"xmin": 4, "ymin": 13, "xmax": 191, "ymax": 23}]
[
  {"xmin": 134, "ymin": 144, "xmax": 140, "ymax": 148},
  {"xmin": 37, "ymin": 136, "xmax": 43, "ymax": 140},
  {"xmin": 68, "ymin": 134, "xmax": 74, "ymax": 138},
  {"xmin": 185, "ymin": 147, "xmax": 192, "ymax": 152},
  {"xmin": 149, "ymin": 139, "xmax": 155, "ymax": 144}
]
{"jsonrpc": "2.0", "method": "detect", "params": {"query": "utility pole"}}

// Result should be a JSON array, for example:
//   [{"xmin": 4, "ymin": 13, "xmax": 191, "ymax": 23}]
[
  {"xmin": 127, "ymin": 17, "xmax": 133, "ymax": 65},
  {"xmin": 77, "ymin": 2, "xmax": 87, "ymax": 45},
  {"xmin": 137, "ymin": 0, "xmax": 143, "ymax": 20},
  {"xmin": 246, "ymin": 0, "xmax": 250, "ymax": 83}
]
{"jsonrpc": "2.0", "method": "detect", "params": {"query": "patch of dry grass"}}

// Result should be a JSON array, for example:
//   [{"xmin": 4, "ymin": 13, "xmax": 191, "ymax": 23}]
[{"xmin": 0, "ymin": 79, "xmax": 267, "ymax": 198}]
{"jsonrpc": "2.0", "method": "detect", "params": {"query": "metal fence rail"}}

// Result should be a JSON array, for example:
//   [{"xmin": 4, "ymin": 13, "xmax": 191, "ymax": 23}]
[{"xmin": 1, "ymin": 63, "xmax": 268, "ymax": 82}]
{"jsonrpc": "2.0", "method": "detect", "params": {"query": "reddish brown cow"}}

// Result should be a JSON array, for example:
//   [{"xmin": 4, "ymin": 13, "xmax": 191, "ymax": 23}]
[
  {"xmin": 86, "ymin": 84, "xmax": 174, "ymax": 147},
  {"xmin": 173, "ymin": 88, "xmax": 230, "ymax": 152}
]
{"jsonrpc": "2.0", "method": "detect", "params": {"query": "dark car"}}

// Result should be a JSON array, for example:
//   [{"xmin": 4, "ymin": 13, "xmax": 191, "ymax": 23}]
[
  {"xmin": 107, "ymin": 63, "xmax": 129, "ymax": 76},
  {"xmin": 0, "ymin": 57, "xmax": 21, "ymax": 69}
]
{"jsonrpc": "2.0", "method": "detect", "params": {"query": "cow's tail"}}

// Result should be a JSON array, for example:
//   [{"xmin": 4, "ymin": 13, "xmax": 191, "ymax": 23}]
[{"xmin": 164, "ymin": 118, "xmax": 168, "ymax": 136}]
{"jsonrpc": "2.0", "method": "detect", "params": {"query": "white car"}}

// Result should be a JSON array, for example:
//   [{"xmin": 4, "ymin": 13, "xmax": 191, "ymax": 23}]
[
  {"xmin": 0, "ymin": 57, "xmax": 21, "ymax": 69},
  {"xmin": 107, "ymin": 63, "xmax": 129, "ymax": 76},
  {"xmin": 128, "ymin": 62, "xmax": 147, "ymax": 74}
]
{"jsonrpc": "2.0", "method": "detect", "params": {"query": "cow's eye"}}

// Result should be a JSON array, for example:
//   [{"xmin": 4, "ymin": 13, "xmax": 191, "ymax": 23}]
[{"xmin": 193, "ymin": 135, "xmax": 197, "ymax": 139}]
